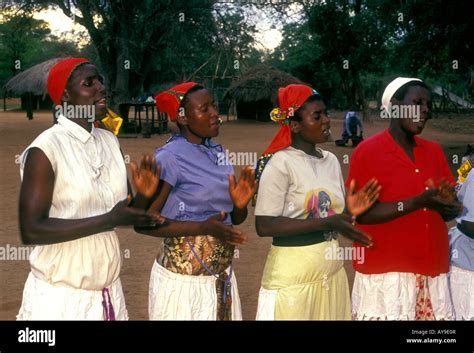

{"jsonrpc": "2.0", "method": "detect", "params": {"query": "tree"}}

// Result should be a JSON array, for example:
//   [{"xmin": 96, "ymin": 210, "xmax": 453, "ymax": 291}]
[
  {"xmin": 267, "ymin": 0, "xmax": 473, "ymax": 113},
  {"xmin": 264, "ymin": 1, "xmax": 388, "ymax": 113},
  {"xmin": 0, "ymin": 6, "xmax": 80, "ymax": 86},
  {"xmin": 149, "ymin": 7, "xmax": 260, "ymax": 87},
  {"xmin": 0, "ymin": 11, "xmax": 50, "ymax": 78},
  {"xmin": 380, "ymin": 0, "xmax": 474, "ymax": 100},
  {"xmin": 13, "ymin": 0, "xmax": 261, "ymax": 112},
  {"xmin": 306, "ymin": 0, "xmax": 388, "ymax": 114}
]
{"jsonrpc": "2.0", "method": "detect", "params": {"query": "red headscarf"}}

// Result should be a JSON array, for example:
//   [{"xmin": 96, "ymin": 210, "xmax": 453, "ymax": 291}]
[
  {"xmin": 155, "ymin": 82, "xmax": 199, "ymax": 121},
  {"xmin": 253, "ymin": 84, "xmax": 319, "ymax": 205},
  {"xmin": 47, "ymin": 57, "xmax": 90, "ymax": 105},
  {"xmin": 262, "ymin": 84, "xmax": 317, "ymax": 155}
]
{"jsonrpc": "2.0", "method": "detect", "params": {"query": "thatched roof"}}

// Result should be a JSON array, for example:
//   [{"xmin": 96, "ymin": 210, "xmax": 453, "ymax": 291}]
[
  {"xmin": 4, "ymin": 57, "xmax": 65, "ymax": 96},
  {"xmin": 224, "ymin": 64, "xmax": 303, "ymax": 105}
]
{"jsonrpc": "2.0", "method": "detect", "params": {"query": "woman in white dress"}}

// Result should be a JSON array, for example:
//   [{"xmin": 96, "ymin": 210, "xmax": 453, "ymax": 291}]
[{"xmin": 17, "ymin": 58, "xmax": 161, "ymax": 320}]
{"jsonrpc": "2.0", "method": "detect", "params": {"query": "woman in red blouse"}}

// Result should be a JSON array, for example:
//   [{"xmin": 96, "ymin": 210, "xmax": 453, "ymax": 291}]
[{"xmin": 346, "ymin": 77, "xmax": 463, "ymax": 320}]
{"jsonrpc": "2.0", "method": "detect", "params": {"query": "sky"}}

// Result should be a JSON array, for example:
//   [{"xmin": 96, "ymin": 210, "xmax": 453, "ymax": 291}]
[{"xmin": 33, "ymin": 8, "xmax": 88, "ymax": 45}]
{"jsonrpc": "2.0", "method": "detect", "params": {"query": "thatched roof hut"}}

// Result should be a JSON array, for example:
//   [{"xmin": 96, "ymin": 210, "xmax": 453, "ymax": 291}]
[
  {"xmin": 4, "ymin": 57, "xmax": 64, "ymax": 119},
  {"xmin": 224, "ymin": 64, "xmax": 303, "ymax": 121},
  {"xmin": 4, "ymin": 57, "xmax": 63, "ymax": 96}
]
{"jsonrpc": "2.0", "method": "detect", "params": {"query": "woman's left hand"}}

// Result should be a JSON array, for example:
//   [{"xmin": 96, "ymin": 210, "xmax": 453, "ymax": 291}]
[
  {"xmin": 346, "ymin": 178, "xmax": 381, "ymax": 217},
  {"xmin": 130, "ymin": 155, "xmax": 161, "ymax": 199},
  {"xmin": 228, "ymin": 167, "xmax": 257, "ymax": 210}
]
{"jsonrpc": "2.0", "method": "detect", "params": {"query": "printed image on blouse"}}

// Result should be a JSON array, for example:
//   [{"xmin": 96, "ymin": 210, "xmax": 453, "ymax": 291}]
[{"xmin": 305, "ymin": 189, "xmax": 340, "ymax": 219}]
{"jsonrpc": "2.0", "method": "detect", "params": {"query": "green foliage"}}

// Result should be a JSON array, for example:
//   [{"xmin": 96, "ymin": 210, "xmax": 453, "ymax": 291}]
[
  {"xmin": 0, "ymin": 13, "xmax": 49, "ymax": 80},
  {"xmin": 0, "ymin": 7, "xmax": 81, "ymax": 87},
  {"xmin": 267, "ymin": 0, "xmax": 473, "ymax": 110},
  {"xmin": 7, "ymin": 0, "xmax": 261, "ymax": 108},
  {"xmin": 3, "ymin": 0, "xmax": 472, "ymax": 111}
]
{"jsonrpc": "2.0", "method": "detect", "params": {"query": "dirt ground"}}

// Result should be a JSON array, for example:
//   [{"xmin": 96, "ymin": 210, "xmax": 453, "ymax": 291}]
[{"xmin": 0, "ymin": 110, "xmax": 472, "ymax": 320}]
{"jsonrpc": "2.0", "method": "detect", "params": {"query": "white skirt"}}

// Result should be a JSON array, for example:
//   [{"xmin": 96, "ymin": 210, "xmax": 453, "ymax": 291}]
[
  {"xmin": 449, "ymin": 265, "xmax": 474, "ymax": 320},
  {"xmin": 255, "ymin": 287, "xmax": 278, "ymax": 320},
  {"xmin": 148, "ymin": 260, "xmax": 242, "ymax": 320},
  {"xmin": 17, "ymin": 272, "xmax": 128, "ymax": 320},
  {"xmin": 352, "ymin": 271, "xmax": 453, "ymax": 320}
]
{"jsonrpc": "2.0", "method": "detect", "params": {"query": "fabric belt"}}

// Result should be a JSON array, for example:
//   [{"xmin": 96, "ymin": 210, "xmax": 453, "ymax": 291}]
[
  {"xmin": 186, "ymin": 239, "xmax": 233, "ymax": 304},
  {"xmin": 101, "ymin": 288, "xmax": 116, "ymax": 321}
]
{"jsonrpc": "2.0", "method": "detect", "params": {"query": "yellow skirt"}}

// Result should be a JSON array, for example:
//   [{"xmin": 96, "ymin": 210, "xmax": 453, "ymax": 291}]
[{"xmin": 256, "ymin": 239, "xmax": 350, "ymax": 320}]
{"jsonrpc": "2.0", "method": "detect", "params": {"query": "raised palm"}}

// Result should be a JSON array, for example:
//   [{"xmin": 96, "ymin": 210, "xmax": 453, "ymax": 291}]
[
  {"xmin": 130, "ymin": 155, "xmax": 160, "ymax": 199},
  {"xmin": 229, "ymin": 167, "xmax": 257, "ymax": 209},
  {"xmin": 426, "ymin": 178, "xmax": 456, "ymax": 203},
  {"xmin": 346, "ymin": 178, "xmax": 381, "ymax": 217}
]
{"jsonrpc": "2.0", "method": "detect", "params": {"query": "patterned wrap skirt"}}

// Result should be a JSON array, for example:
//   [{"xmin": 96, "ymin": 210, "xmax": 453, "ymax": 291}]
[{"xmin": 149, "ymin": 235, "xmax": 241, "ymax": 320}]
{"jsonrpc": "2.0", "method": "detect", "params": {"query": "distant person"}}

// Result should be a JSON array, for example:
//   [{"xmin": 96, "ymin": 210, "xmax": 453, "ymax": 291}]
[{"xmin": 336, "ymin": 111, "xmax": 363, "ymax": 147}]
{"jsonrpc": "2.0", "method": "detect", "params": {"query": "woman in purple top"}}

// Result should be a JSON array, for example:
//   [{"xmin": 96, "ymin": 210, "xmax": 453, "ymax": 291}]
[{"xmin": 136, "ymin": 82, "xmax": 256, "ymax": 320}]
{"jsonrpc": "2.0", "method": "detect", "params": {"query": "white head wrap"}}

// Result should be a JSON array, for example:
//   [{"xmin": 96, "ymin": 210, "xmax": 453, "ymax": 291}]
[{"xmin": 381, "ymin": 77, "xmax": 422, "ymax": 112}]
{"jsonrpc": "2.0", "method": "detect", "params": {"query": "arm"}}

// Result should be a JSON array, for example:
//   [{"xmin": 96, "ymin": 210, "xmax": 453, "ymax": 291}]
[
  {"xmin": 356, "ymin": 197, "xmax": 421, "ymax": 224},
  {"xmin": 344, "ymin": 114, "xmax": 352, "ymax": 136},
  {"xmin": 19, "ymin": 148, "xmax": 156, "ymax": 245},
  {"xmin": 136, "ymin": 213, "xmax": 244, "ymax": 245},
  {"xmin": 436, "ymin": 143, "xmax": 459, "ymax": 220},
  {"xmin": 256, "ymin": 215, "xmax": 333, "ymax": 237},
  {"xmin": 256, "ymin": 214, "xmax": 372, "ymax": 247},
  {"xmin": 345, "ymin": 147, "xmax": 454, "ymax": 225},
  {"xmin": 256, "ymin": 178, "xmax": 380, "ymax": 242},
  {"xmin": 357, "ymin": 186, "xmax": 462, "ymax": 225},
  {"xmin": 458, "ymin": 221, "xmax": 474, "ymax": 238},
  {"xmin": 231, "ymin": 206, "xmax": 248, "ymax": 226},
  {"xmin": 357, "ymin": 117, "xmax": 363, "ymax": 133},
  {"xmin": 135, "ymin": 180, "xmax": 246, "ymax": 244},
  {"xmin": 128, "ymin": 181, "xmax": 152, "ymax": 209}
]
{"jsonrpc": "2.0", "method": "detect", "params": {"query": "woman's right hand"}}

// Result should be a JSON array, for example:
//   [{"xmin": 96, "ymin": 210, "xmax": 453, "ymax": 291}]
[
  {"xmin": 328, "ymin": 214, "xmax": 373, "ymax": 247},
  {"xmin": 346, "ymin": 178, "xmax": 381, "ymax": 217},
  {"xmin": 414, "ymin": 179, "xmax": 462, "ymax": 216},
  {"xmin": 109, "ymin": 196, "xmax": 165, "ymax": 227},
  {"xmin": 130, "ymin": 154, "xmax": 160, "ymax": 199},
  {"xmin": 201, "ymin": 211, "xmax": 247, "ymax": 246}
]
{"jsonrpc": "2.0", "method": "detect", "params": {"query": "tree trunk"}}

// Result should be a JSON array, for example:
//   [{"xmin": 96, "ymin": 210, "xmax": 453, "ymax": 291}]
[
  {"xmin": 351, "ymin": 67, "xmax": 368, "ymax": 120},
  {"xmin": 338, "ymin": 67, "xmax": 352, "ymax": 108}
]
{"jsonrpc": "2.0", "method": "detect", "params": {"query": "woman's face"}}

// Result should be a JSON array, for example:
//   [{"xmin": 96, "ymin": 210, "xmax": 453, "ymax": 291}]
[
  {"xmin": 182, "ymin": 89, "xmax": 220, "ymax": 139},
  {"xmin": 293, "ymin": 99, "xmax": 331, "ymax": 144},
  {"xmin": 393, "ymin": 85, "xmax": 431, "ymax": 136},
  {"xmin": 64, "ymin": 64, "xmax": 107, "ymax": 120}
]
